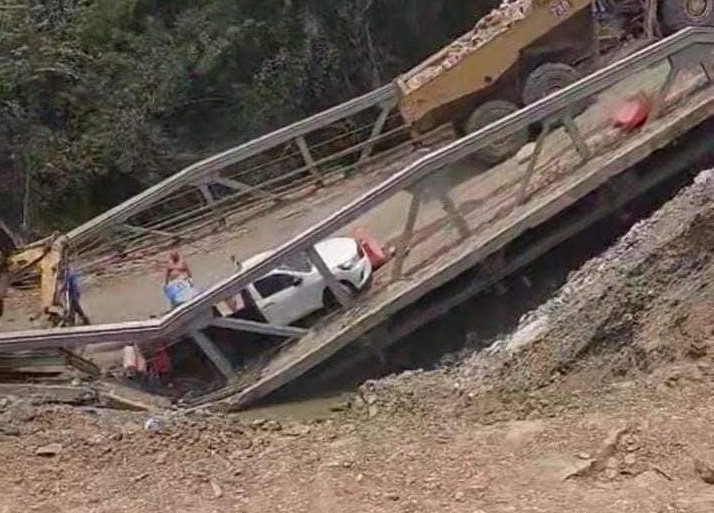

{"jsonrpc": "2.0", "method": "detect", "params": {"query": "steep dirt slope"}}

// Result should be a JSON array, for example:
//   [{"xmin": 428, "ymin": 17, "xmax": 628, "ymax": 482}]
[{"xmin": 368, "ymin": 169, "xmax": 713, "ymax": 423}]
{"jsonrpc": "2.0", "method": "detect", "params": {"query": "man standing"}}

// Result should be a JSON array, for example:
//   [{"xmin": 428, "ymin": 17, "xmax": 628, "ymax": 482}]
[
  {"xmin": 61, "ymin": 267, "xmax": 90, "ymax": 325},
  {"xmin": 163, "ymin": 250, "xmax": 198, "ymax": 308},
  {"xmin": 165, "ymin": 250, "xmax": 192, "ymax": 285}
]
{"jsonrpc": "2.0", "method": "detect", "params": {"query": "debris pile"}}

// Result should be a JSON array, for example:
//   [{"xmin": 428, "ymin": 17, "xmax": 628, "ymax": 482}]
[
  {"xmin": 402, "ymin": 0, "xmax": 534, "ymax": 93},
  {"xmin": 362, "ymin": 169, "xmax": 714, "ymax": 420}
]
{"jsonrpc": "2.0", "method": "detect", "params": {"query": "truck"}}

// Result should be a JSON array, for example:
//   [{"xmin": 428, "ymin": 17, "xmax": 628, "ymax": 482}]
[
  {"xmin": 2, "ymin": 0, "xmax": 713, "ymax": 326},
  {"xmin": 395, "ymin": 0, "xmax": 714, "ymax": 163}
]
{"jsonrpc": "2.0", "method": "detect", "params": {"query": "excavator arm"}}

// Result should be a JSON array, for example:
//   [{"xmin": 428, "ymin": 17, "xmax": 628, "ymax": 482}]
[{"xmin": 1, "ymin": 234, "xmax": 69, "ymax": 326}]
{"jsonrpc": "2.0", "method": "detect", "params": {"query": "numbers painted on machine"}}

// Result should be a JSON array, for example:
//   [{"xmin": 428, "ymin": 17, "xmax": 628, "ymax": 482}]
[{"xmin": 550, "ymin": 0, "xmax": 571, "ymax": 16}]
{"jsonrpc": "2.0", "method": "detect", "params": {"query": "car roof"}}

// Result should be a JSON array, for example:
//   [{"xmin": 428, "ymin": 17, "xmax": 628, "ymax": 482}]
[{"xmin": 239, "ymin": 237, "xmax": 356, "ymax": 276}]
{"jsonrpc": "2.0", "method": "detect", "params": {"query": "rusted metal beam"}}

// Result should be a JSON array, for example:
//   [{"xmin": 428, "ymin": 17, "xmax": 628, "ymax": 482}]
[
  {"xmin": 191, "ymin": 331, "xmax": 235, "ymax": 380},
  {"xmin": 391, "ymin": 191, "xmax": 422, "ymax": 281},
  {"xmin": 211, "ymin": 317, "xmax": 307, "ymax": 338}
]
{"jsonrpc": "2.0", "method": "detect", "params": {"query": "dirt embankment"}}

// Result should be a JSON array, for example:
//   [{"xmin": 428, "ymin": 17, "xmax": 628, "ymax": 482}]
[
  {"xmin": 0, "ymin": 171, "xmax": 712, "ymax": 513},
  {"xmin": 364, "ymin": 169, "xmax": 713, "ymax": 423}
]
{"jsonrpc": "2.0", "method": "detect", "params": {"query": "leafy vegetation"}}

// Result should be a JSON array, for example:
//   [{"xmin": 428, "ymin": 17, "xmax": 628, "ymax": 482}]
[{"xmin": 1, "ymin": 0, "xmax": 489, "ymax": 232}]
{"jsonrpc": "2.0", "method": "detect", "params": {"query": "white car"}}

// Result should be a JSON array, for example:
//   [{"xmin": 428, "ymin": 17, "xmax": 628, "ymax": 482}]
[{"xmin": 225, "ymin": 237, "xmax": 372, "ymax": 326}]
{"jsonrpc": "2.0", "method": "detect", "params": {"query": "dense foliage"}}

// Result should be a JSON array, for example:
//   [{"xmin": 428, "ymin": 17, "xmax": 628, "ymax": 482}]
[{"xmin": 1, "ymin": 0, "xmax": 487, "ymax": 232}]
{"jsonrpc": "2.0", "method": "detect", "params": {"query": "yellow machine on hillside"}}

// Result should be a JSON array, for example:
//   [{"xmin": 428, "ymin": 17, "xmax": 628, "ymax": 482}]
[
  {"xmin": 0, "ymin": 223, "xmax": 66, "ymax": 325},
  {"xmin": 2, "ymin": 0, "xmax": 714, "ymax": 326}
]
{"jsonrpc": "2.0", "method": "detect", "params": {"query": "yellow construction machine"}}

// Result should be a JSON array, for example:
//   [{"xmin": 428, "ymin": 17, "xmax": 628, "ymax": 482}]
[
  {"xmin": 396, "ymin": 0, "xmax": 714, "ymax": 163},
  {"xmin": 0, "ymin": 223, "xmax": 68, "ymax": 326}
]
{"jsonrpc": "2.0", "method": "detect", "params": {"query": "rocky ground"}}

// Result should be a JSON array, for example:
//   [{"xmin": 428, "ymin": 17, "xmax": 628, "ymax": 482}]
[{"xmin": 0, "ymin": 171, "xmax": 712, "ymax": 512}]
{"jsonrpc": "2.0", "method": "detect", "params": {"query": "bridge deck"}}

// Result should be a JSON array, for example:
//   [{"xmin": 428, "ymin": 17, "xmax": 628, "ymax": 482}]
[{"xmin": 201, "ymin": 80, "xmax": 714, "ymax": 410}]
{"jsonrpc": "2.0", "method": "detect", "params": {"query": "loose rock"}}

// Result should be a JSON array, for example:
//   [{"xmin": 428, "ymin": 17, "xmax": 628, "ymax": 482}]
[
  {"xmin": 35, "ymin": 443, "xmax": 63, "ymax": 457},
  {"xmin": 694, "ymin": 458, "xmax": 714, "ymax": 485},
  {"xmin": 0, "ymin": 424, "xmax": 20, "ymax": 436},
  {"xmin": 210, "ymin": 481, "xmax": 223, "ymax": 499},
  {"xmin": 384, "ymin": 492, "xmax": 400, "ymax": 501},
  {"xmin": 262, "ymin": 420, "xmax": 282, "ymax": 432}
]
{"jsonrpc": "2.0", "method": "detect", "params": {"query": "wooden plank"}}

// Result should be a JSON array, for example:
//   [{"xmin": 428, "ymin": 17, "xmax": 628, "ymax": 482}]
[
  {"xmin": 211, "ymin": 317, "xmax": 307, "ymax": 338},
  {"xmin": 191, "ymin": 331, "xmax": 235, "ymax": 380},
  {"xmin": 59, "ymin": 348, "xmax": 101, "ymax": 377},
  {"xmin": 0, "ymin": 384, "xmax": 98, "ymax": 405},
  {"xmin": 221, "ymin": 89, "xmax": 714, "ymax": 409},
  {"xmin": 98, "ymin": 380, "xmax": 171, "ymax": 412}
]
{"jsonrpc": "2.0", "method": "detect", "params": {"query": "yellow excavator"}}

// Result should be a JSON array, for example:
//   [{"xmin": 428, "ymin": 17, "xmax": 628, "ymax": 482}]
[
  {"xmin": 2, "ymin": 0, "xmax": 713, "ymax": 327},
  {"xmin": 0, "ymin": 223, "xmax": 68, "ymax": 326}
]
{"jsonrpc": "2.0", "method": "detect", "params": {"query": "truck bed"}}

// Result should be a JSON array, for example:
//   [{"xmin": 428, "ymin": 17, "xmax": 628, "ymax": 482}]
[
  {"xmin": 396, "ymin": 0, "xmax": 593, "ymax": 128},
  {"xmin": 399, "ymin": 0, "xmax": 535, "ymax": 95}
]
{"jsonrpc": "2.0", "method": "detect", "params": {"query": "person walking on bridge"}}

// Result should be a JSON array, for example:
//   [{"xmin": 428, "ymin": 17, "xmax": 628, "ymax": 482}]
[{"xmin": 61, "ymin": 267, "xmax": 90, "ymax": 326}]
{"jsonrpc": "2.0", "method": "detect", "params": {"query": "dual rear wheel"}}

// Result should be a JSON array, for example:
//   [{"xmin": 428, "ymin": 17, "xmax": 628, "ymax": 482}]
[{"xmin": 465, "ymin": 62, "xmax": 581, "ymax": 165}]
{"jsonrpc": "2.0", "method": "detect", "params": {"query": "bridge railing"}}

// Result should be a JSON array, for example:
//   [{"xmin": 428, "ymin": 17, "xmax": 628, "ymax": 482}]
[
  {"xmin": 1, "ymin": 27, "xmax": 712, "ymax": 354},
  {"xmin": 68, "ymin": 83, "xmax": 405, "ymax": 271}
]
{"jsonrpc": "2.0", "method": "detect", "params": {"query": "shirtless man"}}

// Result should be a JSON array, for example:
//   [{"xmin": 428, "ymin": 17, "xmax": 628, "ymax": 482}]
[
  {"xmin": 163, "ymin": 250, "xmax": 197, "ymax": 308},
  {"xmin": 165, "ymin": 250, "xmax": 192, "ymax": 285}
]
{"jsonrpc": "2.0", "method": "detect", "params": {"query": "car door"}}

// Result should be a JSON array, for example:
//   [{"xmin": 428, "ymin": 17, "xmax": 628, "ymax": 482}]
[{"xmin": 252, "ymin": 272, "xmax": 318, "ymax": 325}]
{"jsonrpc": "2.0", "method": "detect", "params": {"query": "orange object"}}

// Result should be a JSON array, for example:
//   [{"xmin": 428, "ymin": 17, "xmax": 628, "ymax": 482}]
[
  {"xmin": 612, "ymin": 92, "xmax": 651, "ymax": 132},
  {"xmin": 353, "ymin": 227, "xmax": 386, "ymax": 270}
]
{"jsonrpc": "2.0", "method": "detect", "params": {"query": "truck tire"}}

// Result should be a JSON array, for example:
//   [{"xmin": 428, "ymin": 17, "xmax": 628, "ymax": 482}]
[
  {"xmin": 463, "ymin": 100, "xmax": 528, "ymax": 165},
  {"xmin": 522, "ymin": 62, "xmax": 580, "ymax": 105},
  {"xmin": 658, "ymin": 0, "xmax": 714, "ymax": 34}
]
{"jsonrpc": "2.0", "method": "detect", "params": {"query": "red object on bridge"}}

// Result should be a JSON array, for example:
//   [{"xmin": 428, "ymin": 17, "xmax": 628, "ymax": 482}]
[
  {"xmin": 612, "ymin": 92, "xmax": 652, "ymax": 132},
  {"xmin": 148, "ymin": 343, "xmax": 171, "ymax": 378},
  {"xmin": 353, "ymin": 227, "xmax": 387, "ymax": 270}
]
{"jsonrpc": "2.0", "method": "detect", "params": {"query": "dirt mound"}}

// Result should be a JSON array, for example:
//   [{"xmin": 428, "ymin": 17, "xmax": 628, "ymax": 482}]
[{"xmin": 360, "ymin": 169, "xmax": 714, "ymax": 421}]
